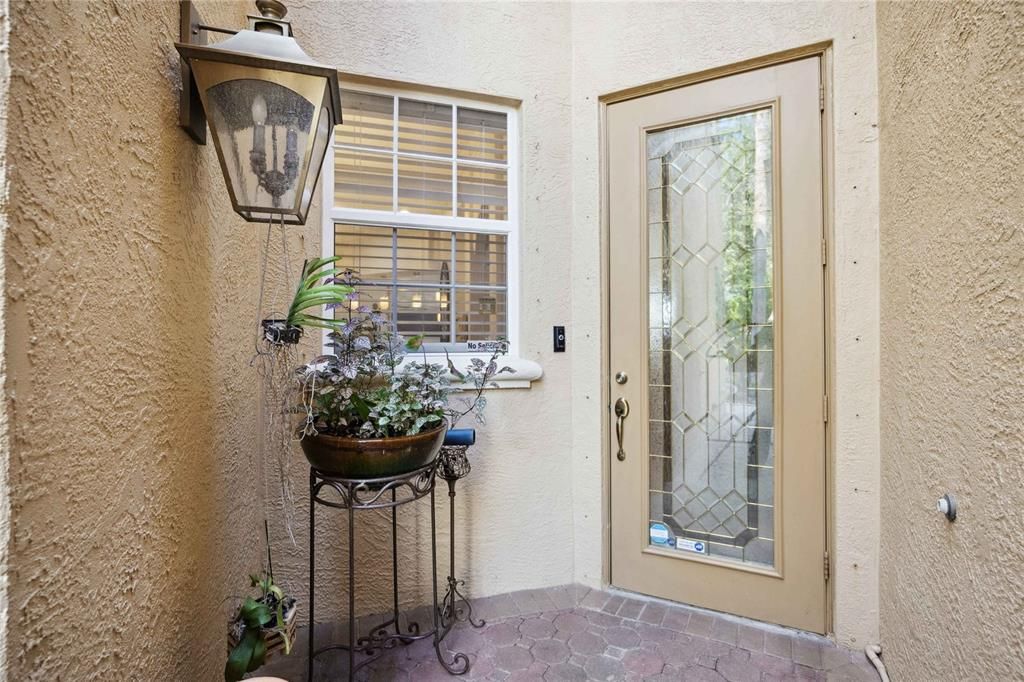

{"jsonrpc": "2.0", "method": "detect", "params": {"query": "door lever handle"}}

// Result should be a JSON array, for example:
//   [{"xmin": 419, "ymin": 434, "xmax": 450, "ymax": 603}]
[{"xmin": 614, "ymin": 397, "xmax": 630, "ymax": 461}]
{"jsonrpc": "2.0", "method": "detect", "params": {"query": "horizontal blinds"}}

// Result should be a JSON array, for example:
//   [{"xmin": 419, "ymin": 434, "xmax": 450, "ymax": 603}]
[
  {"xmin": 457, "ymin": 108, "xmax": 508, "ymax": 163},
  {"xmin": 334, "ymin": 224, "xmax": 508, "ymax": 344},
  {"xmin": 334, "ymin": 89, "xmax": 510, "ymax": 222},
  {"xmin": 335, "ymin": 90, "xmax": 393, "ymax": 150}
]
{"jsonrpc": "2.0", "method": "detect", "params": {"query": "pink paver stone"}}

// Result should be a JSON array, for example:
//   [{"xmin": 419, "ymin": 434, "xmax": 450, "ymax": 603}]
[{"xmin": 623, "ymin": 648, "xmax": 666, "ymax": 676}]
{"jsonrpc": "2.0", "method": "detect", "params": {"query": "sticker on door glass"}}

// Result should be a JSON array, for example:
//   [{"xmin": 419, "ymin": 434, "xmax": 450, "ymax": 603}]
[
  {"xmin": 676, "ymin": 538, "xmax": 708, "ymax": 555},
  {"xmin": 649, "ymin": 522, "xmax": 671, "ymax": 546}
]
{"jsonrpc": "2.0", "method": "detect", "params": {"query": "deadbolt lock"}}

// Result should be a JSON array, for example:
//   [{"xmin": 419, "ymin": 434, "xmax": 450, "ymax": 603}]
[{"xmin": 615, "ymin": 371, "xmax": 628, "ymax": 385}]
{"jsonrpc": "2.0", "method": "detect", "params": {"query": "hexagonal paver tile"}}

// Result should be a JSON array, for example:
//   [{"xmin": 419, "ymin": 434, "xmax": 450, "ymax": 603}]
[
  {"xmin": 622, "ymin": 648, "xmax": 665, "ymax": 676},
  {"xmin": 444, "ymin": 625, "xmax": 487, "ymax": 655},
  {"xmin": 679, "ymin": 664, "xmax": 728, "ymax": 681},
  {"xmin": 507, "ymin": 667, "xmax": 546, "ymax": 682},
  {"xmin": 552, "ymin": 612, "xmax": 588, "ymax": 634},
  {"xmin": 583, "ymin": 654, "xmax": 627, "ymax": 681},
  {"xmin": 486, "ymin": 621, "xmax": 523, "ymax": 647},
  {"xmin": 544, "ymin": 662, "xmax": 587, "ymax": 681},
  {"xmin": 532, "ymin": 638, "xmax": 570, "ymax": 665},
  {"xmin": 520, "ymin": 617, "xmax": 556, "ymax": 640},
  {"xmin": 604, "ymin": 625, "xmax": 641, "ymax": 648},
  {"xmin": 716, "ymin": 655, "xmax": 762, "ymax": 682},
  {"xmin": 567, "ymin": 630, "xmax": 606, "ymax": 655},
  {"xmin": 495, "ymin": 645, "xmax": 535, "ymax": 672}
]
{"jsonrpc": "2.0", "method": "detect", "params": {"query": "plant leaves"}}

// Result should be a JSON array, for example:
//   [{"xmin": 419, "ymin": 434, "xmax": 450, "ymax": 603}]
[
  {"xmin": 247, "ymin": 631, "xmax": 268, "ymax": 672},
  {"xmin": 225, "ymin": 630, "xmax": 256, "ymax": 682}
]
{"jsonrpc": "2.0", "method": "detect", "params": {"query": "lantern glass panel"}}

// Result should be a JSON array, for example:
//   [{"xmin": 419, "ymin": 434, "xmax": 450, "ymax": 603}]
[{"xmin": 206, "ymin": 78, "xmax": 315, "ymax": 216}]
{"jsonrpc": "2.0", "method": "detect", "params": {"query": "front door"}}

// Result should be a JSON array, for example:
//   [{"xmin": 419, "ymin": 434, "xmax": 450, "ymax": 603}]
[{"xmin": 608, "ymin": 56, "xmax": 827, "ymax": 632}]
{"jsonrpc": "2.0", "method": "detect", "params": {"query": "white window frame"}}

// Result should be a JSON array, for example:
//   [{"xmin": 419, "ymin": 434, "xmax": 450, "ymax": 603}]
[{"xmin": 321, "ymin": 81, "xmax": 539, "ymax": 387}]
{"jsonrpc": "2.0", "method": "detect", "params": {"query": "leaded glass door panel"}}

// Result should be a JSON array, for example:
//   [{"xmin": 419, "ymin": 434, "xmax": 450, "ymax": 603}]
[{"xmin": 608, "ymin": 57, "xmax": 827, "ymax": 633}]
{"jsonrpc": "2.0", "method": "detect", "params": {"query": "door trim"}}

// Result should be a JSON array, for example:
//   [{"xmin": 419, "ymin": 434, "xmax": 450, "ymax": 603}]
[{"xmin": 598, "ymin": 41, "xmax": 836, "ymax": 635}]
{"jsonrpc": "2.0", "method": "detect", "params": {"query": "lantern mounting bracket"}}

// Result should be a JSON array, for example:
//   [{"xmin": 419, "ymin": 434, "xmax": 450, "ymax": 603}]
[
  {"xmin": 178, "ymin": 0, "xmax": 208, "ymax": 144},
  {"xmin": 177, "ymin": 0, "xmax": 295, "ymax": 144}
]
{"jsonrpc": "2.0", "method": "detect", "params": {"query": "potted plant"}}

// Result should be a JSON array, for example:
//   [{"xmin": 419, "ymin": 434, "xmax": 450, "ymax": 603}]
[
  {"xmin": 225, "ymin": 571, "xmax": 297, "ymax": 682},
  {"xmin": 262, "ymin": 256, "xmax": 353, "ymax": 346},
  {"xmin": 295, "ymin": 293, "xmax": 449, "ymax": 477}
]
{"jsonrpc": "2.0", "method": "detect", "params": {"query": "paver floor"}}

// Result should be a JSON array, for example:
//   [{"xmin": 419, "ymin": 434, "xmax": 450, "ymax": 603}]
[{"xmin": 260, "ymin": 585, "xmax": 880, "ymax": 681}]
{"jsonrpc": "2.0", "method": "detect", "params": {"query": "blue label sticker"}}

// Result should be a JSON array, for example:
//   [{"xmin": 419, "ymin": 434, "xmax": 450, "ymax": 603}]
[{"xmin": 649, "ymin": 522, "xmax": 671, "ymax": 545}]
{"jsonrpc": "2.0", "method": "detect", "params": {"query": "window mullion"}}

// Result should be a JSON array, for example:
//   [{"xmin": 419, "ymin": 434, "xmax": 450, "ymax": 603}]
[
  {"xmin": 390, "ymin": 227, "xmax": 398, "ymax": 330},
  {"xmin": 451, "ymin": 105, "xmax": 458, "ymax": 219},
  {"xmin": 450, "ymin": 232, "xmax": 457, "ymax": 344},
  {"xmin": 391, "ymin": 95, "xmax": 399, "ymax": 213}
]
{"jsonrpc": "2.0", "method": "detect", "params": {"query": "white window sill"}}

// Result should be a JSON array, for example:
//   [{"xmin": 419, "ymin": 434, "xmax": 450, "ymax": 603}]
[{"xmin": 397, "ymin": 354, "xmax": 543, "ymax": 389}]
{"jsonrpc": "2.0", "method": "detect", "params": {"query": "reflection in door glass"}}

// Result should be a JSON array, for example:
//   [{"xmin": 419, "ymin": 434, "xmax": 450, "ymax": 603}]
[{"xmin": 646, "ymin": 109, "xmax": 775, "ymax": 567}]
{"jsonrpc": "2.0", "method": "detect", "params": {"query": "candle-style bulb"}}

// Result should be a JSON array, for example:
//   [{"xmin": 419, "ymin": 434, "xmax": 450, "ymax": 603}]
[{"xmin": 252, "ymin": 94, "xmax": 268, "ymax": 126}]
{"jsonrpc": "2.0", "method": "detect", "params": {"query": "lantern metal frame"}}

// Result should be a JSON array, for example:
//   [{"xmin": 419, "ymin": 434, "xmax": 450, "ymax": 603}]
[{"xmin": 175, "ymin": 0, "xmax": 342, "ymax": 225}]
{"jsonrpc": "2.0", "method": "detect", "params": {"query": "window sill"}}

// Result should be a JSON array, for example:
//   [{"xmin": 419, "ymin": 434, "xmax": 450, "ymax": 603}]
[{"xmin": 397, "ymin": 354, "xmax": 543, "ymax": 389}]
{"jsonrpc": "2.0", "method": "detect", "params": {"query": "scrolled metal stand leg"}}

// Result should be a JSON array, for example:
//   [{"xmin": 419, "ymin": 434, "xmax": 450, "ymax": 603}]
[
  {"xmin": 308, "ymin": 469, "xmax": 315, "ymax": 682},
  {"xmin": 444, "ymin": 478, "xmax": 484, "ymax": 630},
  {"xmin": 431, "ymin": 484, "xmax": 470, "ymax": 674}
]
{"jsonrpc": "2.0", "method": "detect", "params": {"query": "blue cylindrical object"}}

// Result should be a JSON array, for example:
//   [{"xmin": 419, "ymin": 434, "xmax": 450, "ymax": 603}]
[{"xmin": 444, "ymin": 428, "xmax": 476, "ymax": 446}]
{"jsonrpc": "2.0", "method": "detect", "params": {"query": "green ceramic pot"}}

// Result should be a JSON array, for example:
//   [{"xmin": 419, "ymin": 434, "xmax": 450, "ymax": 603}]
[{"xmin": 299, "ymin": 424, "xmax": 447, "ymax": 478}]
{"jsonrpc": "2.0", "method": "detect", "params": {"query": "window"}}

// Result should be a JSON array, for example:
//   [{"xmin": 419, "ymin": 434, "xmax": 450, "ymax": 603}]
[{"xmin": 322, "ymin": 85, "xmax": 518, "ymax": 354}]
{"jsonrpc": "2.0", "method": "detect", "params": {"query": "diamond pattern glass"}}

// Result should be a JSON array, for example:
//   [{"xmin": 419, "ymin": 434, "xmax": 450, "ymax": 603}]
[{"xmin": 646, "ymin": 109, "xmax": 776, "ymax": 567}]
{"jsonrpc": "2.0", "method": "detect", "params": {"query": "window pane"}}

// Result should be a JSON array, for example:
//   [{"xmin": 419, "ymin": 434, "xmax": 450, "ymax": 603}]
[
  {"xmin": 335, "ymin": 224, "xmax": 393, "ymax": 282},
  {"xmin": 336, "ymin": 90, "xmax": 393, "ymax": 150},
  {"xmin": 397, "ymin": 157, "xmax": 452, "ymax": 215},
  {"xmin": 337, "ymin": 285, "xmax": 392, "ymax": 317},
  {"xmin": 331, "ymin": 224, "xmax": 509, "ymax": 348},
  {"xmin": 454, "ymin": 232, "xmax": 507, "ymax": 286},
  {"xmin": 457, "ymin": 108, "xmax": 507, "ymax": 162},
  {"xmin": 335, "ymin": 149, "xmax": 392, "ymax": 211},
  {"xmin": 398, "ymin": 98, "xmax": 452, "ymax": 158},
  {"xmin": 395, "ymin": 228, "xmax": 451, "ymax": 285},
  {"xmin": 457, "ymin": 165, "xmax": 507, "ymax": 220},
  {"xmin": 454, "ymin": 289, "xmax": 507, "ymax": 342},
  {"xmin": 396, "ymin": 287, "xmax": 450, "ymax": 343}
]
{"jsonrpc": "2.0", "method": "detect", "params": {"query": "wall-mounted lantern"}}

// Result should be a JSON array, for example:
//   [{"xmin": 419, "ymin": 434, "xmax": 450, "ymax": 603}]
[{"xmin": 176, "ymin": 0, "xmax": 341, "ymax": 225}]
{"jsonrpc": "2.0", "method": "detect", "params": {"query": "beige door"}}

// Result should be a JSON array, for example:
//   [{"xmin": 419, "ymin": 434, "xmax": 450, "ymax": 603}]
[{"xmin": 608, "ymin": 56, "xmax": 826, "ymax": 633}]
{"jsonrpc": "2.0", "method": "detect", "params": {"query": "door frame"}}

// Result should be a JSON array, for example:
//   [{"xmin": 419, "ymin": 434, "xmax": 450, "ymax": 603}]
[{"xmin": 597, "ymin": 41, "xmax": 837, "ymax": 635}]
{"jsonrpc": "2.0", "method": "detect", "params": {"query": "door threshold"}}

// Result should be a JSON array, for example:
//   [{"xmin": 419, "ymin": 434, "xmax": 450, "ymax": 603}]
[{"xmin": 603, "ymin": 584, "xmax": 834, "ymax": 645}]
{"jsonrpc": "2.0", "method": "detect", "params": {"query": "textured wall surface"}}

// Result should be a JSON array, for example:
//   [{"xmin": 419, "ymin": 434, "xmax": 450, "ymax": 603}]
[
  {"xmin": 3, "ymin": 1, "xmax": 269, "ymax": 680},
  {"xmin": 569, "ymin": 2, "xmax": 881, "ymax": 646},
  {"xmin": 0, "ymin": 1, "xmax": 9, "ymax": 678},
  {"xmin": 877, "ymin": 1, "xmax": 1024, "ymax": 679}
]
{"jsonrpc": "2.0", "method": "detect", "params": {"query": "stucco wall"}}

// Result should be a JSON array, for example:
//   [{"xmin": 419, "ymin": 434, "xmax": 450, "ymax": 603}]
[
  {"xmin": 0, "ymin": 1, "xmax": 9, "ymax": 678},
  {"xmin": 877, "ymin": 1, "xmax": 1024, "ymax": 678},
  {"xmin": 569, "ymin": 2, "xmax": 881, "ymax": 647},
  {"xmin": 3, "ymin": 1, "xmax": 268, "ymax": 680}
]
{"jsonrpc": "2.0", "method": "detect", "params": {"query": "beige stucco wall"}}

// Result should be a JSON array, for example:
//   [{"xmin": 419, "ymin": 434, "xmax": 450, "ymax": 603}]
[
  {"xmin": 0, "ymin": 1, "xmax": 9, "ymax": 678},
  {"xmin": 3, "ymin": 1, "xmax": 270, "ymax": 680},
  {"xmin": 877, "ymin": 1, "xmax": 1024, "ymax": 679},
  {"xmin": 569, "ymin": 2, "xmax": 881, "ymax": 647}
]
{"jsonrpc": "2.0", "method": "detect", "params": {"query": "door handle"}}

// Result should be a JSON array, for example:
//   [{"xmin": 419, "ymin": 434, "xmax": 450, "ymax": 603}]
[{"xmin": 614, "ymin": 397, "xmax": 630, "ymax": 461}]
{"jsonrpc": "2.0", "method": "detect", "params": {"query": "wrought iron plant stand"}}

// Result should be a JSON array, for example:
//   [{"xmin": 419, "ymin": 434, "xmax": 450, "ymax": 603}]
[{"xmin": 307, "ymin": 431, "xmax": 482, "ymax": 681}]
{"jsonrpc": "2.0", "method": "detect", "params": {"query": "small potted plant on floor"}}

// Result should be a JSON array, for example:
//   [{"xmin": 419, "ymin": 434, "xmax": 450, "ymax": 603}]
[{"xmin": 225, "ymin": 571, "xmax": 297, "ymax": 682}]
